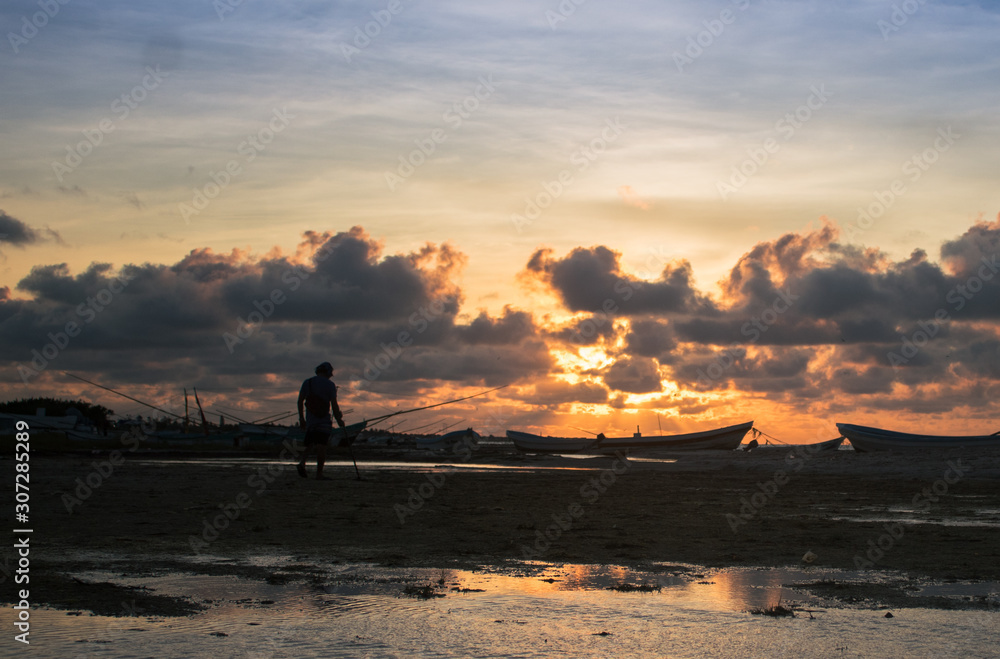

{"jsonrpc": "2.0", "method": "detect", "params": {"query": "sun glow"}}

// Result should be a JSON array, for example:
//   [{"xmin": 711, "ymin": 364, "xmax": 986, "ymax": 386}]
[{"xmin": 550, "ymin": 346, "xmax": 614, "ymax": 377}]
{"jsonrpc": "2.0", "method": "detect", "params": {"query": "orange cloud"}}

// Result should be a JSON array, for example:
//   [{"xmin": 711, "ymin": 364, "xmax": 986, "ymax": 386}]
[{"xmin": 616, "ymin": 185, "xmax": 650, "ymax": 210}]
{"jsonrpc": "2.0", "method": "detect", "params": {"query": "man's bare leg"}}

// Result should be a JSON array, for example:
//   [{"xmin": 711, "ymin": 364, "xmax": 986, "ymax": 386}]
[
  {"xmin": 315, "ymin": 444, "xmax": 327, "ymax": 479},
  {"xmin": 297, "ymin": 444, "xmax": 311, "ymax": 477}
]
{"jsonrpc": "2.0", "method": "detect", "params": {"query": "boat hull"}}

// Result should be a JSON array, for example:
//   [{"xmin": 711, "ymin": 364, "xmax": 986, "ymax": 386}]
[
  {"xmin": 508, "ymin": 421, "xmax": 754, "ymax": 454},
  {"xmin": 837, "ymin": 423, "xmax": 1000, "ymax": 452},
  {"xmin": 505, "ymin": 431, "xmax": 597, "ymax": 454},
  {"xmin": 416, "ymin": 428, "xmax": 480, "ymax": 449},
  {"xmin": 809, "ymin": 436, "xmax": 845, "ymax": 451},
  {"xmin": 597, "ymin": 421, "xmax": 753, "ymax": 452}
]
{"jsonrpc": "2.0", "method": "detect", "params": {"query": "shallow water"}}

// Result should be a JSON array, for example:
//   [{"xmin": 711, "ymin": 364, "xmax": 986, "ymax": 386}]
[
  {"xmin": 131, "ymin": 458, "xmax": 604, "ymax": 473},
  {"xmin": 14, "ymin": 562, "xmax": 1000, "ymax": 658}
]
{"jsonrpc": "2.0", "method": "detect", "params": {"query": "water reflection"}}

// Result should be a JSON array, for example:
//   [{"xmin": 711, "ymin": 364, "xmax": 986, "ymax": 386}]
[
  {"xmin": 132, "ymin": 458, "xmax": 607, "ymax": 473},
  {"xmin": 15, "ymin": 563, "xmax": 1000, "ymax": 658}
]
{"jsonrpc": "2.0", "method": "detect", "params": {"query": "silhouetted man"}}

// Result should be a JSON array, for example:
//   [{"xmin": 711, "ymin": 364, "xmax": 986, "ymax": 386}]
[{"xmin": 297, "ymin": 361, "xmax": 345, "ymax": 479}]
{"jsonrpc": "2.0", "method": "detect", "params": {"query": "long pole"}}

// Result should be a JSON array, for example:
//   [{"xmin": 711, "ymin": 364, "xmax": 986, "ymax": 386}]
[
  {"xmin": 363, "ymin": 385, "xmax": 508, "ymax": 426},
  {"xmin": 193, "ymin": 388, "xmax": 210, "ymax": 436},
  {"xmin": 347, "ymin": 442, "xmax": 362, "ymax": 480},
  {"xmin": 65, "ymin": 372, "xmax": 187, "ymax": 422}
]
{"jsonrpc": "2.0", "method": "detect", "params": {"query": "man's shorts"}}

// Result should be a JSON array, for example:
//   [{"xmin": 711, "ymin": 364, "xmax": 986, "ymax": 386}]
[{"xmin": 304, "ymin": 427, "xmax": 332, "ymax": 447}]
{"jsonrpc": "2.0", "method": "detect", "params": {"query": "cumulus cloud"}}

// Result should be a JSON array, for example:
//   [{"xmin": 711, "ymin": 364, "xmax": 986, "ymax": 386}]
[
  {"xmin": 531, "ymin": 218, "xmax": 1000, "ymax": 415},
  {"xmin": 602, "ymin": 357, "xmax": 662, "ymax": 394},
  {"xmin": 524, "ymin": 245, "xmax": 711, "ymax": 315},
  {"xmin": 0, "ymin": 227, "xmax": 547, "ymax": 416},
  {"xmin": 4, "ymin": 219, "xmax": 1000, "ymax": 429}
]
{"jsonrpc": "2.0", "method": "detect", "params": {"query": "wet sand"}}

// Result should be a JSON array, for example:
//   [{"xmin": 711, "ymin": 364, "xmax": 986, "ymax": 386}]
[{"xmin": 6, "ymin": 444, "xmax": 1000, "ymax": 615}]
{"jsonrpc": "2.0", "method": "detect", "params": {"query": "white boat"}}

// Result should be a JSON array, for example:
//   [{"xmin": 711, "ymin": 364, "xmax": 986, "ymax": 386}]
[
  {"xmin": 508, "ymin": 421, "xmax": 754, "ymax": 454},
  {"xmin": 595, "ymin": 421, "xmax": 754, "ymax": 452},
  {"xmin": 505, "ymin": 430, "xmax": 600, "ymax": 454},
  {"xmin": 807, "ymin": 436, "xmax": 845, "ymax": 451},
  {"xmin": 837, "ymin": 423, "xmax": 1000, "ymax": 452}
]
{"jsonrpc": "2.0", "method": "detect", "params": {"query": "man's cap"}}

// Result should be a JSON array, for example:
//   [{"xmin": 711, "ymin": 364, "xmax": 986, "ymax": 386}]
[{"xmin": 315, "ymin": 362, "xmax": 333, "ymax": 375}]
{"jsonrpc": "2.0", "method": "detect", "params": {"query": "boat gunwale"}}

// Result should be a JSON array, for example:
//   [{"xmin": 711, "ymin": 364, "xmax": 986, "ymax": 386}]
[
  {"xmin": 836, "ymin": 422, "xmax": 1000, "ymax": 443},
  {"xmin": 507, "ymin": 421, "xmax": 754, "ymax": 452}
]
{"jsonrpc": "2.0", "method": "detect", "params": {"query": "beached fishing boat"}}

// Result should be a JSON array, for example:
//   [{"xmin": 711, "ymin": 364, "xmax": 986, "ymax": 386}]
[
  {"xmin": 508, "ymin": 421, "xmax": 754, "ymax": 454},
  {"xmin": 239, "ymin": 423, "xmax": 291, "ymax": 437},
  {"xmin": 415, "ymin": 428, "xmax": 480, "ymax": 450},
  {"xmin": 1, "ymin": 411, "xmax": 93, "ymax": 433},
  {"xmin": 597, "ymin": 421, "xmax": 754, "ymax": 452},
  {"xmin": 62, "ymin": 428, "xmax": 121, "ymax": 442},
  {"xmin": 331, "ymin": 420, "xmax": 369, "ymax": 447},
  {"xmin": 506, "ymin": 430, "xmax": 601, "ymax": 454},
  {"xmin": 837, "ymin": 423, "xmax": 1000, "ymax": 452},
  {"xmin": 807, "ymin": 436, "xmax": 845, "ymax": 451}
]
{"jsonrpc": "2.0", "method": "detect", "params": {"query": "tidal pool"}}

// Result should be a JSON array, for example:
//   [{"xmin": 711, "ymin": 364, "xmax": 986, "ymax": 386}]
[{"xmin": 13, "ymin": 561, "xmax": 999, "ymax": 658}]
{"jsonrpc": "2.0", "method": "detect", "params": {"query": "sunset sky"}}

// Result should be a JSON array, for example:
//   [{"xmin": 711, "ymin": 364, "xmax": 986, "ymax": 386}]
[{"xmin": 2, "ymin": 0, "xmax": 999, "ymax": 441}]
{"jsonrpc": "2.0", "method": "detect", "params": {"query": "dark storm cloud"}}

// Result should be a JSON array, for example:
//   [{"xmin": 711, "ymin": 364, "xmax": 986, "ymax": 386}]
[
  {"xmin": 521, "ymin": 379, "xmax": 609, "ymax": 407},
  {"xmin": 951, "ymin": 339, "xmax": 1000, "ymax": 380},
  {"xmin": 0, "ymin": 227, "xmax": 551, "ymax": 404},
  {"xmin": 602, "ymin": 357, "xmax": 662, "ymax": 394},
  {"xmin": 456, "ymin": 308, "xmax": 536, "ymax": 345},
  {"xmin": 668, "ymin": 219, "xmax": 1000, "ymax": 351},
  {"xmin": 525, "ymin": 245, "xmax": 711, "ymax": 315},
  {"xmin": 940, "ymin": 216, "xmax": 1000, "ymax": 277},
  {"xmin": 547, "ymin": 314, "xmax": 619, "ymax": 346},
  {"xmin": 5, "ymin": 219, "xmax": 1000, "ymax": 421},
  {"xmin": 624, "ymin": 319, "xmax": 677, "ymax": 360},
  {"xmin": 531, "ymin": 218, "xmax": 1000, "ymax": 404},
  {"xmin": 0, "ymin": 210, "xmax": 62, "ymax": 250}
]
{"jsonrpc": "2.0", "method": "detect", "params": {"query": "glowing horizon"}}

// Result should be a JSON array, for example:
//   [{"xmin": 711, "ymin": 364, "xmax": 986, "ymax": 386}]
[{"xmin": 2, "ymin": 1, "xmax": 1000, "ymax": 442}]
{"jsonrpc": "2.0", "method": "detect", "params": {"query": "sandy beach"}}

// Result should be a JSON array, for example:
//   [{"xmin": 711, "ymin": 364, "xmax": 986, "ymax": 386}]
[{"xmin": 5, "ymin": 441, "xmax": 1000, "ymax": 618}]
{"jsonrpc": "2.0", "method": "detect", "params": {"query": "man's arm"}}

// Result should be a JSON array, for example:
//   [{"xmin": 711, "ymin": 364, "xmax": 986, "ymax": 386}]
[
  {"xmin": 297, "ymin": 386, "xmax": 306, "ymax": 429},
  {"xmin": 331, "ymin": 387, "xmax": 345, "ymax": 428}
]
